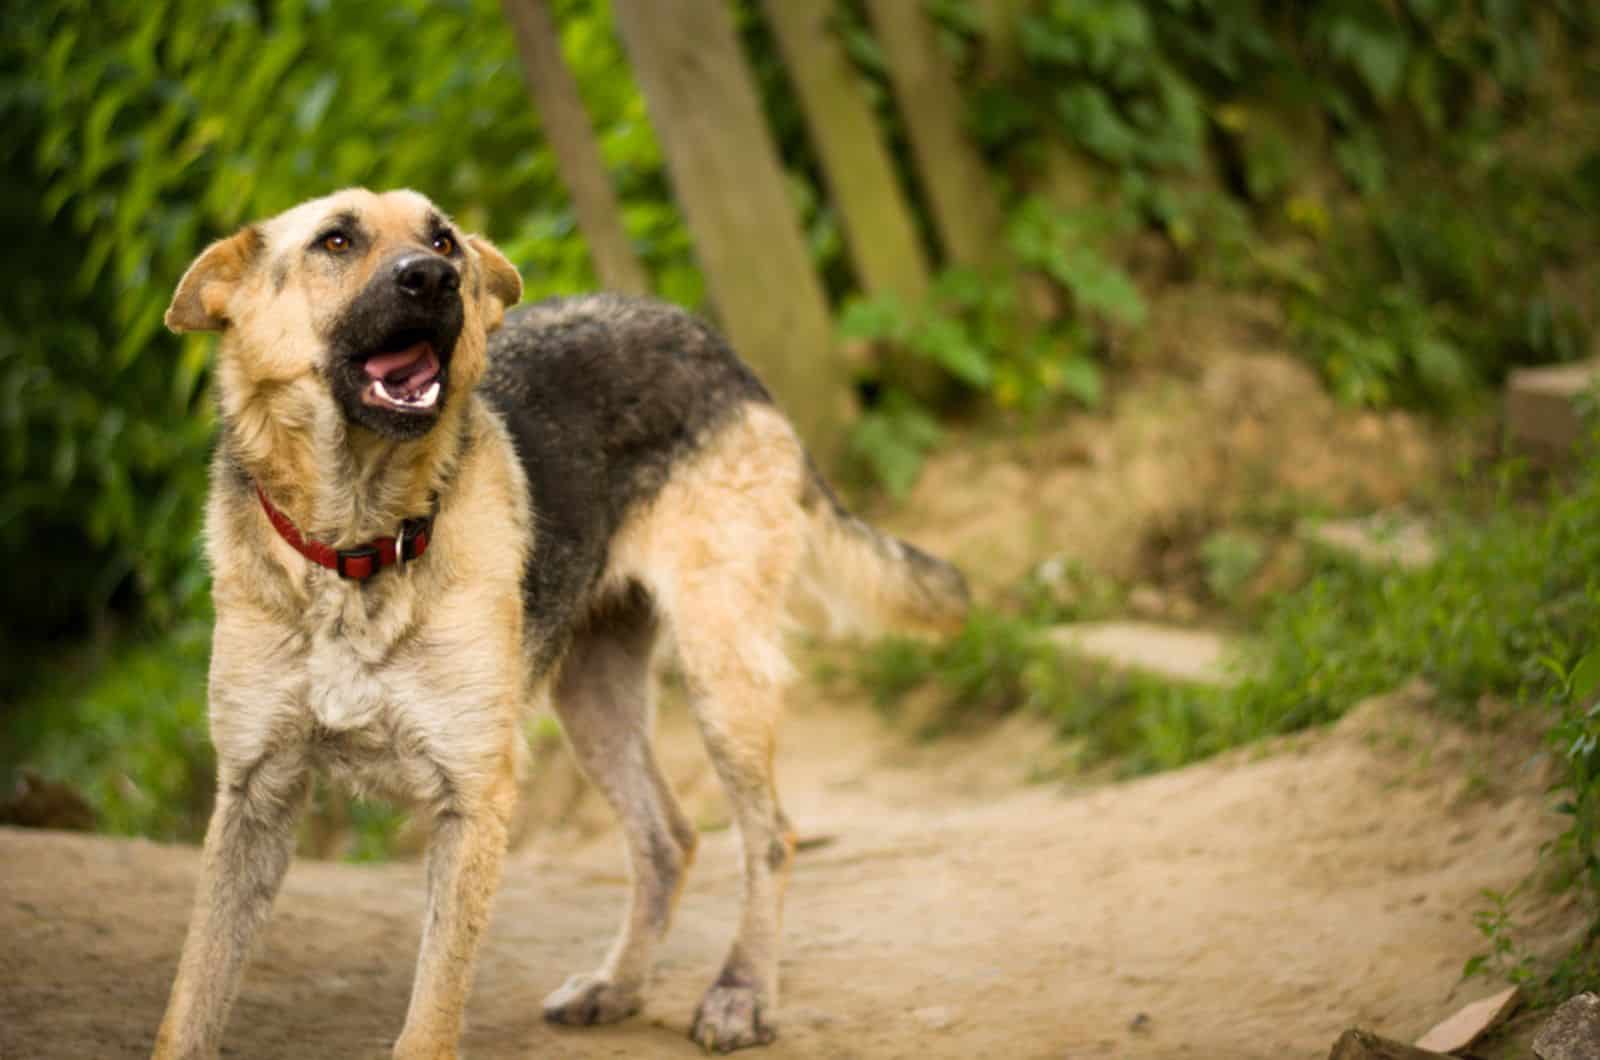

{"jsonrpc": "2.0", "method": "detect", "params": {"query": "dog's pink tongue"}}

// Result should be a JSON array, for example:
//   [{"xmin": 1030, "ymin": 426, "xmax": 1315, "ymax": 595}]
[{"xmin": 363, "ymin": 342, "xmax": 438, "ymax": 387}]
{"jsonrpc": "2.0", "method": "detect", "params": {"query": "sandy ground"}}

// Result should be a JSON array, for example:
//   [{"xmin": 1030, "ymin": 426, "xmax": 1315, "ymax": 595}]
[{"xmin": 0, "ymin": 681, "xmax": 1573, "ymax": 1060}]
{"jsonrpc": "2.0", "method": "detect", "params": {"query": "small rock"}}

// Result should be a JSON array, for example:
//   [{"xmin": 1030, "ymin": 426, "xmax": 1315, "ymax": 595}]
[
  {"xmin": 1128, "ymin": 1012, "xmax": 1151, "ymax": 1033},
  {"xmin": 0, "ymin": 769, "xmax": 96, "ymax": 832},
  {"xmin": 1327, "ymin": 1028, "xmax": 1451, "ymax": 1060},
  {"xmin": 1302, "ymin": 514, "xmax": 1436, "ymax": 570},
  {"xmin": 1506, "ymin": 359, "xmax": 1600, "ymax": 460},
  {"xmin": 1048, "ymin": 621, "xmax": 1243, "ymax": 686},
  {"xmin": 1414, "ymin": 985, "xmax": 1520, "ymax": 1053},
  {"xmin": 1533, "ymin": 992, "xmax": 1600, "ymax": 1060},
  {"xmin": 912, "ymin": 1005, "xmax": 955, "ymax": 1032}
]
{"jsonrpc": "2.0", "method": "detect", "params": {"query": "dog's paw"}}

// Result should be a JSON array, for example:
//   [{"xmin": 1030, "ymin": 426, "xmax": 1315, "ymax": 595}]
[
  {"xmin": 689, "ymin": 984, "xmax": 777, "ymax": 1053},
  {"xmin": 542, "ymin": 972, "xmax": 642, "ymax": 1026}
]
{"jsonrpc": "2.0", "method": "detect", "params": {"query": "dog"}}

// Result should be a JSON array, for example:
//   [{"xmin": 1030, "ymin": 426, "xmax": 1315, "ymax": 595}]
[{"xmin": 152, "ymin": 188, "xmax": 968, "ymax": 1059}]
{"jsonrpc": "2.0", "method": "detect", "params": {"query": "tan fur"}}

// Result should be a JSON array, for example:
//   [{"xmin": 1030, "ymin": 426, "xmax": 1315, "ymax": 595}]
[
  {"xmin": 155, "ymin": 190, "xmax": 531, "ymax": 1060},
  {"xmin": 795, "ymin": 499, "xmax": 969, "ymax": 638},
  {"xmin": 154, "ymin": 189, "xmax": 964, "ymax": 1060}
]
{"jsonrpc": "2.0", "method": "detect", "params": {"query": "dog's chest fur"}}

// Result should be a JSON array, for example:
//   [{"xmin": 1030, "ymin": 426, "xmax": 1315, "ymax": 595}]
[
  {"xmin": 302, "ymin": 577, "xmax": 421, "ymax": 731},
  {"xmin": 212, "ymin": 531, "xmax": 477, "ymax": 805},
  {"xmin": 290, "ymin": 579, "xmax": 444, "ymax": 797}
]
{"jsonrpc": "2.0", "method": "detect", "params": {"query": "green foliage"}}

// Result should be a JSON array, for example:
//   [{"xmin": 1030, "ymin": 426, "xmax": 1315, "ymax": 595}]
[
  {"xmin": 1463, "ymin": 886, "xmax": 1538, "ymax": 987},
  {"xmin": 1545, "ymin": 651, "xmax": 1600, "ymax": 924},
  {"xmin": 4, "ymin": 613, "xmax": 214, "ymax": 841},
  {"xmin": 341, "ymin": 798, "xmax": 412, "ymax": 864},
  {"xmin": 963, "ymin": 0, "xmax": 1210, "ymax": 172},
  {"xmin": 840, "ymin": 287, "xmax": 994, "ymax": 391},
  {"xmin": 1273, "ymin": 152, "xmax": 1595, "ymax": 406},
  {"xmin": 855, "ymin": 609, "xmax": 1054, "ymax": 732},
  {"xmin": 846, "ymin": 390, "xmax": 943, "ymax": 500},
  {"xmin": 1199, "ymin": 529, "xmax": 1265, "ymax": 606},
  {"xmin": 838, "ymin": 197, "xmax": 1136, "ymax": 494},
  {"xmin": 1006, "ymin": 198, "xmax": 1145, "ymax": 329},
  {"xmin": 854, "ymin": 610, "xmax": 1228, "ymax": 771},
  {"xmin": 964, "ymin": 0, "xmax": 1600, "ymax": 406},
  {"xmin": 1014, "ymin": 554, "xmax": 1123, "ymax": 625}
]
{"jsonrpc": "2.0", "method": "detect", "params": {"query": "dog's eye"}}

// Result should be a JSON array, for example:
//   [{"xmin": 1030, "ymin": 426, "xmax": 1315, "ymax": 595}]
[
  {"xmin": 321, "ymin": 231, "xmax": 352, "ymax": 253},
  {"xmin": 431, "ymin": 233, "xmax": 455, "ymax": 256}
]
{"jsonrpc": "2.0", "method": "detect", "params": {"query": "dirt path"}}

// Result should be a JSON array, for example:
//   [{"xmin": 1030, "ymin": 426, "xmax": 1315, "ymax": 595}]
[{"xmin": 0, "ymin": 681, "xmax": 1568, "ymax": 1060}]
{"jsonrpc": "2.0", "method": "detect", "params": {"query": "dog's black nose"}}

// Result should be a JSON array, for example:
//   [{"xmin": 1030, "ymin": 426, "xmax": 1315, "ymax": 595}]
[{"xmin": 393, "ymin": 254, "xmax": 461, "ymax": 299}]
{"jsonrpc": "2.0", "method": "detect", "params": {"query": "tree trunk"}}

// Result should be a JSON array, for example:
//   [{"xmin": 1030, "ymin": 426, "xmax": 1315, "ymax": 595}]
[
  {"xmin": 760, "ymin": 0, "xmax": 929, "ymax": 304},
  {"xmin": 502, "ymin": 0, "xmax": 650, "ymax": 296},
  {"xmin": 863, "ymin": 0, "xmax": 1006, "ymax": 267},
  {"xmin": 612, "ymin": 0, "xmax": 849, "ymax": 455},
  {"xmin": 976, "ymin": 0, "xmax": 1022, "ymax": 81}
]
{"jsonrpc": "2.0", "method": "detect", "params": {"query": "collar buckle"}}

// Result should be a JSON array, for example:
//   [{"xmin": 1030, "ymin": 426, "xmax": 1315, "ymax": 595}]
[{"xmin": 398, "ymin": 516, "xmax": 431, "ymax": 568}]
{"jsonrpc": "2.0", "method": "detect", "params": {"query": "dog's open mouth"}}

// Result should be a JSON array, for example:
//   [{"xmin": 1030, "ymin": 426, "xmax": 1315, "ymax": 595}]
[{"xmin": 360, "ymin": 333, "xmax": 442, "ymax": 413}]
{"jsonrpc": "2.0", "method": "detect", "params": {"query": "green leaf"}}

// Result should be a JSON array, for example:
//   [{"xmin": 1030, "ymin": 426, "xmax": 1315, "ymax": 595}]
[
  {"xmin": 1326, "ymin": 15, "xmax": 1409, "ymax": 105},
  {"xmin": 295, "ymin": 73, "xmax": 339, "ymax": 131},
  {"xmin": 1055, "ymin": 84, "xmax": 1140, "ymax": 166},
  {"xmin": 912, "ymin": 316, "xmax": 992, "ymax": 387},
  {"xmin": 932, "ymin": 266, "xmax": 989, "ymax": 310},
  {"xmin": 1408, "ymin": 334, "xmax": 1469, "ymax": 396},
  {"xmin": 848, "ymin": 392, "xmax": 942, "ymax": 498},
  {"xmin": 1057, "ymin": 355, "xmax": 1103, "ymax": 406},
  {"xmin": 1059, "ymin": 249, "xmax": 1146, "ymax": 325},
  {"xmin": 1571, "ymin": 652, "xmax": 1600, "ymax": 703},
  {"xmin": 839, "ymin": 294, "xmax": 909, "ymax": 344}
]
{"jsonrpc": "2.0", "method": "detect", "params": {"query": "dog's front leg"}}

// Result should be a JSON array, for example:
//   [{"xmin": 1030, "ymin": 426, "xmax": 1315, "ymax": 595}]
[
  {"xmin": 153, "ymin": 749, "xmax": 309, "ymax": 1060},
  {"xmin": 393, "ymin": 759, "xmax": 515, "ymax": 1060}
]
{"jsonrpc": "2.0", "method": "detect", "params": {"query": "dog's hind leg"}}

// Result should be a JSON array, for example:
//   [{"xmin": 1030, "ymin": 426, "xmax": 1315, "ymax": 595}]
[
  {"xmin": 668, "ymin": 478, "xmax": 805, "ymax": 1049},
  {"xmin": 542, "ymin": 591, "xmax": 699, "ymax": 1026},
  {"xmin": 597, "ymin": 403, "xmax": 810, "ymax": 1050},
  {"xmin": 153, "ymin": 747, "xmax": 309, "ymax": 1060},
  {"xmin": 674, "ymin": 615, "xmax": 797, "ymax": 1053}
]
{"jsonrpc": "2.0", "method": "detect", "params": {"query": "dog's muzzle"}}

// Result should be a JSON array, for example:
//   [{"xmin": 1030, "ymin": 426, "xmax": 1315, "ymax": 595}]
[
  {"xmin": 328, "ymin": 253, "xmax": 465, "ymax": 437},
  {"xmin": 357, "ymin": 254, "xmax": 462, "ymax": 413}
]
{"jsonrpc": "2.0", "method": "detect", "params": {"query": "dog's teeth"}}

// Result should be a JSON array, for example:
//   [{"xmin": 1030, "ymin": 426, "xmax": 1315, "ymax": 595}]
[{"xmin": 371, "ymin": 378, "xmax": 439, "ymax": 410}]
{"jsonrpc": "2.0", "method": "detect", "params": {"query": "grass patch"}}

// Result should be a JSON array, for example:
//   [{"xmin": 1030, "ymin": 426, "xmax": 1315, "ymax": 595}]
[{"xmin": 4, "ymin": 613, "xmax": 216, "ymax": 842}]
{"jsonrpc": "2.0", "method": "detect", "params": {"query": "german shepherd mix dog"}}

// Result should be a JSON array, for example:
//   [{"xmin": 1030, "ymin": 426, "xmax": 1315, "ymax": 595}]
[{"xmin": 152, "ymin": 189, "xmax": 967, "ymax": 1059}]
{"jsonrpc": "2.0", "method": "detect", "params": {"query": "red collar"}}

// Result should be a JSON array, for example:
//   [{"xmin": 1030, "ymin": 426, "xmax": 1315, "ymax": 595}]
[{"xmin": 255, "ymin": 485, "xmax": 435, "ymax": 582}]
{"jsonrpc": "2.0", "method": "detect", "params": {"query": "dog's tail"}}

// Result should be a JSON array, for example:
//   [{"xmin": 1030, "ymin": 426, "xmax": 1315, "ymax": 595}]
[{"xmin": 792, "ymin": 459, "xmax": 970, "ymax": 637}]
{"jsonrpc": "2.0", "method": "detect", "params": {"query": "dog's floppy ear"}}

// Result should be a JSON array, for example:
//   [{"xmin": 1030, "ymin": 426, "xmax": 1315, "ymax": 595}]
[
  {"xmin": 468, "ymin": 235, "xmax": 523, "ymax": 331},
  {"xmin": 166, "ymin": 226, "xmax": 263, "ymax": 333}
]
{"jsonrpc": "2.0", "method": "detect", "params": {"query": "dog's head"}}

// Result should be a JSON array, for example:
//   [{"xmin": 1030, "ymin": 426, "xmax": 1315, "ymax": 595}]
[{"xmin": 166, "ymin": 188, "xmax": 522, "ymax": 441}]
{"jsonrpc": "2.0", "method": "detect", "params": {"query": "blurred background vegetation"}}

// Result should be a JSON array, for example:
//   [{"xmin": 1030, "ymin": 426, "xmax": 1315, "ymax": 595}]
[{"xmin": 4, "ymin": 0, "xmax": 1600, "ymax": 993}]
